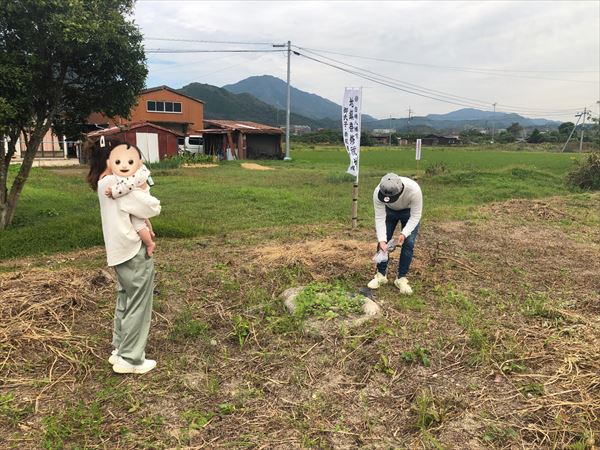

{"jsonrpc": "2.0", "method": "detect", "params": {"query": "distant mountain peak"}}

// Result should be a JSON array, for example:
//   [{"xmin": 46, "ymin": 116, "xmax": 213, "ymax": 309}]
[
  {"xmin": 178, "ymin": 82, "xmax": 338, "ymax": 129},
  {"xmin": 223, "ymin": 76, "xmax": 376, "ymax": 123}
]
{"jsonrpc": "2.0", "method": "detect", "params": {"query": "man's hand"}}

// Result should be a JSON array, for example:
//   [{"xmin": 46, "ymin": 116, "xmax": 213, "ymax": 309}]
[
  {"xmin": 379, "ymin": 240, "xmax": 388, "ymax": 252},
  {"xmin": 104, "ymin": 186, "xmax": 114, "ymax": 198},
  {"xmin": 397, "ymin": 234, "xmax": 406, "ymax": 245}
]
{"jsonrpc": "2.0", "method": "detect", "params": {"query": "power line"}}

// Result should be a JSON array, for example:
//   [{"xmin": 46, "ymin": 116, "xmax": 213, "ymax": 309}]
[
  {"xmin": 144, "ymin": 37, "xmax": 275, "ymax": 46},
  {"xmin": 300, "ymin": 48, "xmax": 581, "ymax": 115},
  {"xmin": 145, "ymin": 48, "xmax": 285, "ymax": 54},
  {"xmin": 295, "ymin": 50, "xmax": 493, "ymax": 110},
  {"xmin": 176, "ymin": 53, "xmax": 272, "ymax": 85},
  {"xmin": 294, "ymin": 49, "xmax": 582, "ymax": 117},
  {"xmin": 299, "ymin": 48, "xmax": 492, "ymax": 109},
  {"xmin": 148, "ymin": 53, "xmax": 234, "ymax": 74},
  {"xmin": 142, "ymin": 39, "xmax": 587, "ymax": 120},
  {"xmin": 294, "ymin": 46, "xmax": 599, "ymax": 84}
]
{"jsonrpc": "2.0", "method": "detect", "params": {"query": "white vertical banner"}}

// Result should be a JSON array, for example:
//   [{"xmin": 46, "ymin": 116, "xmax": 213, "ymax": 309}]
[
  {"xmin": 342, "ymin": 87, "xmax": 362, "ymax": 177},
  {"xmin": 415, "ymin": 138, "xmax": 422, "ymax": 160}
]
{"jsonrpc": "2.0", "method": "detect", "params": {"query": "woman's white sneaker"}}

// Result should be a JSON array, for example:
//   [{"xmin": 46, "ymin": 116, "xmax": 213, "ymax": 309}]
[
  {"xmin": 394, "ymin": 277, "xmax": 413, "ymax": 295},
  {"xmin": 112, "ymin": 356, "xmax": 157, "ymax": 374},
  {"xmin": 367, "ymin": 272, "xmax": 388, "ymax": 289},
  {"xmin": 108, "ymin": 349, "xmax": 119, "ymax": 365}
]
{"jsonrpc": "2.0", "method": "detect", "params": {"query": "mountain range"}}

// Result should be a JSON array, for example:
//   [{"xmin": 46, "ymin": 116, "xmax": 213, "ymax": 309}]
[
  {"xmin": 223, "ymin": 75, "xmax": 377, "ymax": 123},
  {"xmin": 179, "ymin": 82, "xmax": 338, "ymax": 129},
  {"xmin": 178, "ymin": 76, "xmax": 562, "ymax": 132}
]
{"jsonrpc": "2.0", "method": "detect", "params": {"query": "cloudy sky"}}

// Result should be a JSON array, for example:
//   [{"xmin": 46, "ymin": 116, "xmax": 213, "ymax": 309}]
[{"xmin": 135, "ymin": 1, "xmax": 599, "ymax": 122}]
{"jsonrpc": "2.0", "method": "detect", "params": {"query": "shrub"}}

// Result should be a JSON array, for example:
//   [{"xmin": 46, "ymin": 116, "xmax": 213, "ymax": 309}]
[
  {"xmin": 148, "ymin": 153, "xmax": 215, "ymax": 170},
  {"xmin": 566, "ymin": 152, "xmax": 600, "ymax": 190},
  {"xmin": 425, "ymin": 161, "xmax": 449, "ymax": 176},
  {"xmin": 326, "ymin": 172, "xmax": 356, "ymax": 183}
]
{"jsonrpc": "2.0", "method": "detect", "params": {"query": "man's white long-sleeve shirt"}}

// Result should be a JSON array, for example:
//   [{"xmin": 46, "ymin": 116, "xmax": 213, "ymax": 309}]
[
  {"xmin": 98, "ymin": 175, "xmax": 161, "ymax": 266},
  {"xmin": 373, "ymin": 177, "xmax": 423, "ymax": 242}
]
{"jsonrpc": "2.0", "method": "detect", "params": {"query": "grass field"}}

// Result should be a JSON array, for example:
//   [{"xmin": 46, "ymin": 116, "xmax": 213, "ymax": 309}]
[
  {"xmin": 0, "ymin": 146, "xmax": 583, "ymax": 260},
  {"xmin": 1, "ymin": 146, "xmax": 599, "ymax": 449}
]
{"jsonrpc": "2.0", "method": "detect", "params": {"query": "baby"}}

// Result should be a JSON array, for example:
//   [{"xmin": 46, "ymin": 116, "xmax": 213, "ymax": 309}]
[{"xmin": 104, "ymin": 144, "xmax": 158, "ymax": 256}]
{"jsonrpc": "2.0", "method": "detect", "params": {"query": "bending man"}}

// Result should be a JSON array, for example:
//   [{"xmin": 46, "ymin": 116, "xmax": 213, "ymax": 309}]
[{"xmin": 368, "ymin": 173, "xmax": 422, "ymax": 294}]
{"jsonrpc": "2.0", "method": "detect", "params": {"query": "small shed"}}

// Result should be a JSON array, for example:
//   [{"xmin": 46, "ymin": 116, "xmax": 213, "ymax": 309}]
[
  {"xmin": 202, "ymin": 120, "xmax": 283, "ymax": 160},
  {"xmin": 86, "ymin": 122, "xmax": 182, "ymax": 163}
]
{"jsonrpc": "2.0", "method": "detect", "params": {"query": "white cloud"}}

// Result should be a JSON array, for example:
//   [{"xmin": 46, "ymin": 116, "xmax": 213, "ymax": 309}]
[{"xmin": 136, "ymin": 0, "xmax": 600, "ymax": 121}]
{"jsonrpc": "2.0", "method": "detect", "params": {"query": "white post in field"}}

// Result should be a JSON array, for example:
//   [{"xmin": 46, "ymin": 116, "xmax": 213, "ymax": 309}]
[
  {"xmin": 416, "ymin": 138, "xmax": 422, "ymax": 173},
  {"xmin": 342, "ymin": 87, "xmax": 362, "ymax": 228}
]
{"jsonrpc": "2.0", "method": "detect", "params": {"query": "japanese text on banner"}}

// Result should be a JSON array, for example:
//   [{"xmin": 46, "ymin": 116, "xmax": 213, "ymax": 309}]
[{"xmin": 342, "ymin": 88, "xmax": 362, "ymax": 177}]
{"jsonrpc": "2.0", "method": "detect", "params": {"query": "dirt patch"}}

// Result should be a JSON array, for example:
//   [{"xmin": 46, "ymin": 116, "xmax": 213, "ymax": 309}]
[
  {"xmin": 485, "ymin": 197, "xmax": 579, "ymax": 221},
  {"xmin": 182, "ymin": 163, "xmax": 218, "ymax": 168},
  {"xmin": 241, "ymin": 163, "xmax": 274, "ymax": 171}
]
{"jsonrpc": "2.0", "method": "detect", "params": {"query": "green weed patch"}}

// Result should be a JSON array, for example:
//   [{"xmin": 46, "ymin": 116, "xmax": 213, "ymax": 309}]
[{"xmin": 293, "ymin": 282, "xmax": 364, "ymax": 319}]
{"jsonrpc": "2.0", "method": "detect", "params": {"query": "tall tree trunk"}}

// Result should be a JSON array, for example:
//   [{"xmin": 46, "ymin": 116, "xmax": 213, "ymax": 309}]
[
  {"xmin": 0, "ymin": 131, "xmax": 19, "ymax": 230},
  {"xmin": 0, "ymin": 123, "xmax": 51, "ymax": 230}
]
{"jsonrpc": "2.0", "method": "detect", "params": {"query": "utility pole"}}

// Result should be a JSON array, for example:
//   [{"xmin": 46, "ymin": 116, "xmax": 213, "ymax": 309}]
[
  {"xmin": 273, "ymin": 41, "xmax": 292, "ymax": 161},
  {"xmin": 579, "ymin": 107, "xmax": 588, "ymax": 152},
  {"xmin": 596, "ymin": 100, "xmax": 600, "ymax": 148},
  {"xmin": 597, "ymin": 100, "xmax": 600, "ymax": 138},
  {"xmin": 407, "ymin": 107, "xmax": 412, "ymax": 135},
  {"xmin": 560, "ymin": 110, "xmax": 583, "ymax": 152},
  {"xmin": 388, "ymin": 115, "xmax": 392, "ymax": 146},
  {"xmin": 491, "ymin": 102, "xmax": 497, "ymax": 144}
]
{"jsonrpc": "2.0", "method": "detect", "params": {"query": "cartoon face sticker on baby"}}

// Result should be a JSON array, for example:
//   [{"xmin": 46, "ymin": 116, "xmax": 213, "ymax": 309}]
[
  {"xmin": 107, "ymin": 144, "xmax": 143, "ymax": 178},
  {"xmin": 104, "ymin": 143, "xmax": 159, "ymax": 257}
]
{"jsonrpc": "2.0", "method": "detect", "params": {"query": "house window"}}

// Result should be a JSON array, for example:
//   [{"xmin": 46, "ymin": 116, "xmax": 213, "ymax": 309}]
[{"xmin": 147, "ymin": 100, "xmax": 182, "ymax": 114}]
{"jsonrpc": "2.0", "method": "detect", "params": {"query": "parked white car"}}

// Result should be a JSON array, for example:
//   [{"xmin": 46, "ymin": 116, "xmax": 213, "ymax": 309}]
[{"xmin": 177, "ymin": 135, "xmax": 204, "ymax": 154}]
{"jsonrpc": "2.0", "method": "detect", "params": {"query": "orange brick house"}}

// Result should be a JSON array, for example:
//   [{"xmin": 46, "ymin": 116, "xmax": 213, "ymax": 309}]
[{"xmin": 88, "ymin": 85, "xmax": 204, "ymax": 135}]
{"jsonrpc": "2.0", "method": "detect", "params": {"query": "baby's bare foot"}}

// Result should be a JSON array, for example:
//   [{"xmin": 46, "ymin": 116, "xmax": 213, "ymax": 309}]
[{"xmin": 146, "ymin": 241, "xmax": 156, "ymax": 257}]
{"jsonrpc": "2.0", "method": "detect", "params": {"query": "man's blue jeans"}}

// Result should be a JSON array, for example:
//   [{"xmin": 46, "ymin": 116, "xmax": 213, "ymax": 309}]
[{"xmin": 376, "ymin": 208, "xmax": 419, "ymax": 278}]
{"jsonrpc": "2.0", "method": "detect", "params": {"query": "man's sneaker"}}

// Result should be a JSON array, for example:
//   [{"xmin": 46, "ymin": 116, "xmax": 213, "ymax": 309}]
[
  {"xmin": 367, "ymin": 272, "xmax": 388, "ymax": 289},
  {"xmin": 108, "ymin": 349, "xmax": 119, "ymax": 365},
  {"xmin": 394, "ymin": 277, "xmax": 413, "ymax": 295},
  {"xmin": 112, "ymin": 356, "xmax": 157, "ymax": 374}
]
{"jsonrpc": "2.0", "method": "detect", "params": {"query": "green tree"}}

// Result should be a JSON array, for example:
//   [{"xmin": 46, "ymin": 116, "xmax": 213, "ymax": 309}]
[
  {"xmin": 0, "ymin": 0, "xmax": 147, "ymax": 229},
  {"xmin": 558, "ymin": 122, "xmax": 575, "ymax": 136},
  {"xmin": 459, "ymin": 128, "xmax": 486, "ymax": 144},
  {"xmin": 496, "ymin": 130, "xmax": 515, "ymax": 144},
  {"xmin": 589, "ymin": 117, "xmax": 600, "ymax": 149},
  {"xmin": 527, "ymin": 129, "xmax": 544, "ymax": 144},
  {"xmin": 360, "ymin": 131, "xmax": 376, "ymax": 147},
  {"xmin": 507, "ymin": 122, "xmax": 523, "ymax": 139},
  {"xmin": 543, "ymin": 130, "xmax": 560, "ymax": 143}
]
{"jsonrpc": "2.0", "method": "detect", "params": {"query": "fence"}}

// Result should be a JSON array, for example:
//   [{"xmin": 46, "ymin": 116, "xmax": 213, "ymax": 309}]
[{"xmin": 8, "ymin": 138, "xmax": 81, "ymax": 159}]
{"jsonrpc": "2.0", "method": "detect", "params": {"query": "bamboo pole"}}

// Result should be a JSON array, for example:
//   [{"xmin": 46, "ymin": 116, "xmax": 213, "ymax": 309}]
[{"xmin": 352, "ymin": 178, "xmax": 358, "ymax": 229}]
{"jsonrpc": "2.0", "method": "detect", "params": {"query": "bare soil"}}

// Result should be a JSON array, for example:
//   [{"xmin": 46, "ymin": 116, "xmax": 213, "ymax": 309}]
[
  {"xmin": 181, "ymin": 164, "xmax": 219, "ymax": 169},
  {"xmin": 1, "ymin": 195, "xmax": 598, "ymax": 449},
  {"xmin": 241, "ymin": 163, "xmax": 274, "ymax": 171}
]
